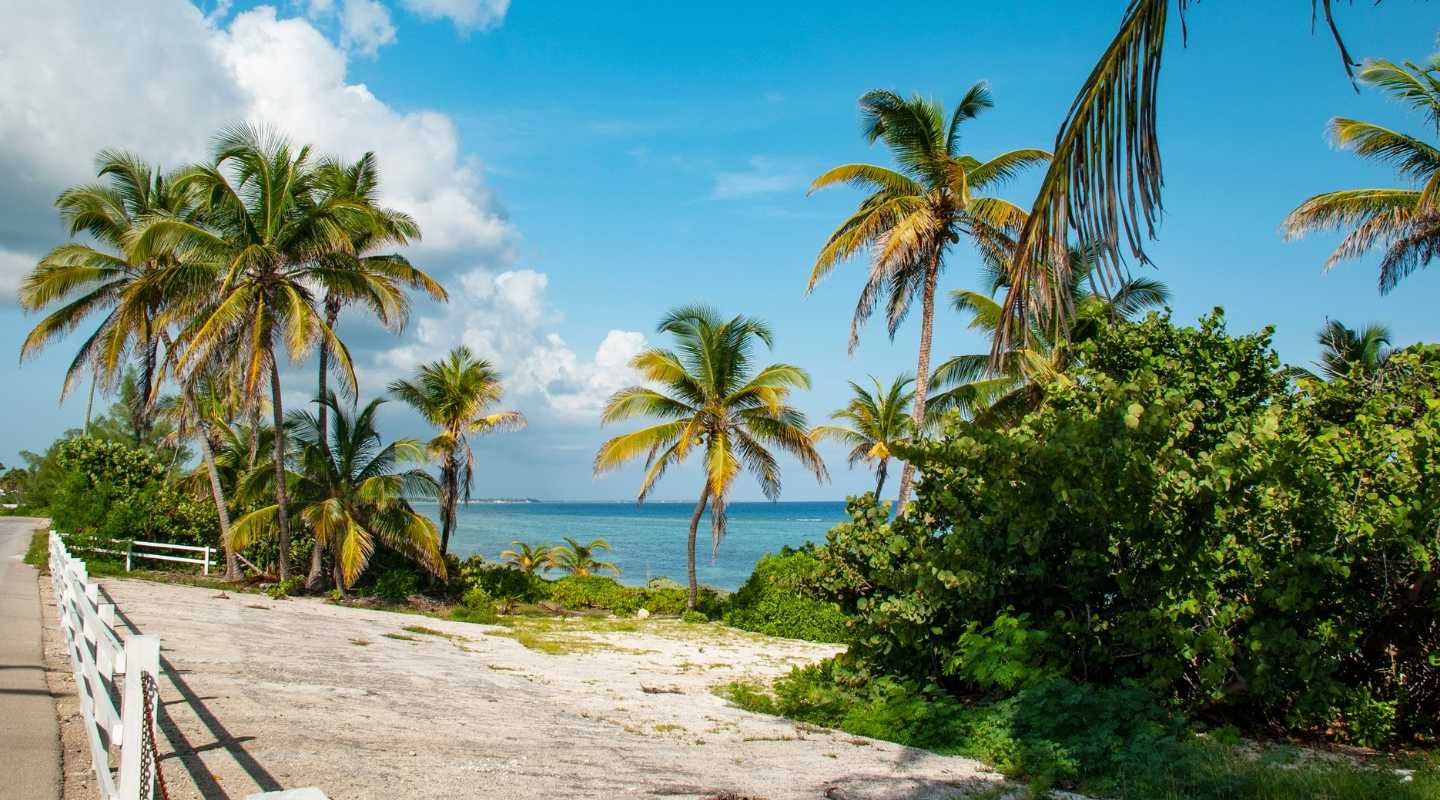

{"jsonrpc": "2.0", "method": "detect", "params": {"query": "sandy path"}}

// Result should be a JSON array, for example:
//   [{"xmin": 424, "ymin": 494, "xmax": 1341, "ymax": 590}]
[{"xmin": 56, "ymin": 577, "xmax": 1002, "ymax": 800}]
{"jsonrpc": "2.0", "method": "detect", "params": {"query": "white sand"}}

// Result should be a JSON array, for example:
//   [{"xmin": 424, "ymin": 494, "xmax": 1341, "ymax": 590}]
[{"xmin": 43, "ymin": 575, "xmax": 1005, "ymax": 799}]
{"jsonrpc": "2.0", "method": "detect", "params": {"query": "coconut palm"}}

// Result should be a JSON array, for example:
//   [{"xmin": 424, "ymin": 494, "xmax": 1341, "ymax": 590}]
[
  {"xmin": 19, "ymin": 151, "xmax": 191, "ymax": 438},
  {"xmin": 550, "ymin": 537, "xmax": 619, "ymax": 577},
  {"xmin": 231, "ymin": 393, "xmax": 445, "ymax": 591},
  {"xmin": 811, "ymin": 375, "xmax": 915, "ymax": 499},
  {"xmin": 595, "ymin": 306, "xmax": 828, "ymax": 608},
  {"xmin": 1288, "ymin": 320, "xmax": 1394, "ymax": 385},
  {"xmin": 930, "ymin": 245, "xmax": 1170, "ymax": 426},
  {"xmin": 388, "ymin": 346, "xmax": 526, "ymax": 556},
  {"xmin": 500, "ymin": 541, "xmax": 555, "ymax": 575},
  {"xmin": 1284, "ymin": 56, "xmax": 1440, "ymax": 293},
  {"xmin": 134, "ymin": 124, "xmax": 369, "ymax": 581},
  {"xmin": 808, "ymin": 84, "xmax": 1049, "ymax": 507},
  {"xmin": 304, "ymin": 154, "xmax": 445, "ymax": 586},
  {"xmin": 996, "ymin": 2, "xmax": 1377, "ymax": 350}
]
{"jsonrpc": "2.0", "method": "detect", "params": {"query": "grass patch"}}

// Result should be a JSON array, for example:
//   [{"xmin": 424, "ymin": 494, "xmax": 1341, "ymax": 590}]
[
  {"xmin": 381, "ymin": 632, "xmax": 418, "ymax": 642},
  {"xmin": 23, "ymin": 528, "xmax": 49, "ymax": 570},
  {"xmin": 350, "ymin": 638, "xmax": 371, "ymax": 646},
  {"xmin": 401, "ymin": 624, "xmax": 465, "ymax": 641},
  {"xmin": 720, "ymin": 659, "xmax": 1439, "ymax": 800}
]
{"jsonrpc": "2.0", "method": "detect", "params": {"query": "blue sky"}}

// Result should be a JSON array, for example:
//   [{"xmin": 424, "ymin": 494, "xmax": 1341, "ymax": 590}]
[{"xmin": 1, "ymin": 1, "xmax": 1436, "ymax": 501}]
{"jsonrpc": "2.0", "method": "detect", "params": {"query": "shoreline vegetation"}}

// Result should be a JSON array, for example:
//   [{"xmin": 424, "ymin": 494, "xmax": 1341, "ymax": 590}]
[{"xmin": 6, "ymin": 11, "xmax": 1438, "ymax": 799}]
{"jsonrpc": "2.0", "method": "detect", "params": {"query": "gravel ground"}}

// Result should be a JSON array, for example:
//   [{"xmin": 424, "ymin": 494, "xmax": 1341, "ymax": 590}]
[{"xmin": 40, "ymin": 575, "xmax": 1006, "ymax": 800}]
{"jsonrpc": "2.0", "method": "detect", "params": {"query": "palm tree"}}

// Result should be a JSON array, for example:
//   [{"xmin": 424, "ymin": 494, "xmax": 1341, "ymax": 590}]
[
  {"xmin": 930, "ymin": 245, "xmax": 1170, "ymax": 426},
  {"xmin": 135, "ymin": 124, "xmax": 368, "ymax": 581},
  {"xmin": 550, "ymin": 537, "xmax": 619, "ymax": 577},
  {"xmin": 995, "ymin": 2, "xmax": 1379, "ymax": 351},
  {"xmin": 304, "ymin": 154, "xmax": 446, "ymax": 587},
  {"xmin": 388, "ymin": 346, "xmax": 526, "ymax": 556},
  {"xmin": 19, "ymin": 151, "xmax": 191, "ymax": 437},
  {"xmin": 231, "ymin": 394, "xmax": 445, "ymax": 591},
  {"xmin": 1288, "ymin": 320, "xmax": 1394, "ymax": 384},
  {"xmin": 811, "ymin": 375, "xmax": 915, "ymax": 499},
  {"xmin": 500, "ymin": 541, "xmax": 555, "ymax": 575},
  {"xmin": 808, "ymin": 84, "xmax": 1049, "ymax": 507},
  {"xmin": 595, "ymin": 306, "xmax": 828, "ymax": 608},
  {"xmin": 1284, "ymin": 56, "xmax": 1440, "ymax": 293}
]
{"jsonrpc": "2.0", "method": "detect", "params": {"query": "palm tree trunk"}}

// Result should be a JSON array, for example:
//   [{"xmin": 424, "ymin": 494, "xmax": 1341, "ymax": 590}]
[
  {"xmin": 440, "ymin": 455, "xmax": 458, "ymax": 556},
  {"xmin": 268, "ymin": 352, "xmax": 292, "ymax": 582},
  {"xmin": 137, "ymin": 320, "xmax": 157, "ymax": 444},
  {"xmin": 306, "ymin": 297, "xmax": 339, "ymax": 589},
  {"xmin": 896, "ymin": 250, "xmax": 940, "ymax": 509},
  {"xmin": 196, "ymin": 417, "xmax": 240, "ymax": 581},
  {"xmin": 83, "ymin": 371, "xmax": 96, "ymax": 434},
  {"xmin": 875, "ymin": 457, "xmax": 889, "ymax": 498},
  {"xmin": 686, "ymin": 483, "xmax": 711, "ymax": 610}
]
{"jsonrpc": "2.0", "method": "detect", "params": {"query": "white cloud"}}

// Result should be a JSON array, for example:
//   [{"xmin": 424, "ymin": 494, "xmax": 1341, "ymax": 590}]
[
  {"xmin": 0, "ymin": 1, "xmax": 515, "ymax": 300},
  {"xmin": 374, "ymin": 269, "xmax": 647, "ymax": 418},
  {"xmin": 339, "ymin": 0, "xmax": 397, "ymax": 56},
  {"xmin": 0, "ymin": 248, "xmax": 35, "ymax": 306},
  {"xmin": 712, "ymin": 156, "xmax": 804, "ymax": 199},
  {"xmin": 399, "ymin": 0, "xmax": 509, "ymax": 32}
]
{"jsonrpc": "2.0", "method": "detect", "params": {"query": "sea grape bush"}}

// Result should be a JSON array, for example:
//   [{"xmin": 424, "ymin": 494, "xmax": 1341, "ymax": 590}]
[
  {"xmin": 51, "ymin": 436, "xmax": 217, "ymax": 547},
  {"xmin": 723, "ymin": 547, "xmax": 851, "ymax": 643},
  {"xmin": 821, "ymin": 311, "xmax": 1440, "ymax": 743}
]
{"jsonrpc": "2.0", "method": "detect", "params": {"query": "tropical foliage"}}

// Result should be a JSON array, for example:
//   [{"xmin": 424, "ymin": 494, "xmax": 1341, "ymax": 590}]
[
  {"xmin": 808, "ymin": 84, "xmax": 1047, "ymax": 505},
  {"xmin": 549, "ymin": 537, "xmax": 619, "ymax": 577},
  {"xmin": 1288, "ymin": 319, "xmax": 1394, "ymax": 384},
  {"xmin": 595, "ymin": 306, "xmax": 827, "ymax": 607},
  {"xmin": 811, "ymin": 375, "xmax": 914, "ymax": 498},
  {"xmin": 928, "ymin": 245, "xmax": 1169, "ymax": 425},
  {"xmin": 818, "ymin": 311, "xmax": 1440, "ymax": 744},
  {"xmin": 500, "ymin": 541, "xmax": 555, "ymax": 574},
  {"xmin": 389, "ymin": 346, "xmax": 525, "ymax": 556},
  {"xmin": 231, "ymin": 394, "xmax": 445, "ymax": 591},
  {"xmin": 1285, "ymin": 55, "xmax": 1440, "ymax": 292}
]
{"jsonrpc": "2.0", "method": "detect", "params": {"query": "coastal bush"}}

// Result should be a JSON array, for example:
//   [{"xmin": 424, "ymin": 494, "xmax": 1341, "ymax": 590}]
[
  {"xmin": 371, "ymin": 568, "xmax": 419, "ymax": 602},
  {"xmin": 681, "ymin": 609, "xmax": 708, "ymax": 624},
  {"xmin": 548, "ymin": 575, "xmax": 631, "ymax": 609},
  {"xmin": 819, "ymin": 311, "xmax": 1440, "ymax": 743},
  {"xmin": 463, "ymin": 561, "xmax": 550, "ymax": 601},
  {"xmin": 50, "ymin": 437, "xmax": 217, "ymax": 547},
  {"xmin": 724, "ymin": 657, "xmax": 1440, "ymax": 799},
  {"xmin": 724, "ymin": 547, "xmax": 849, "ymax": 643},
  {"xmin": 451, "ymin": 586, "xmax": 499, "ymax": 624}
]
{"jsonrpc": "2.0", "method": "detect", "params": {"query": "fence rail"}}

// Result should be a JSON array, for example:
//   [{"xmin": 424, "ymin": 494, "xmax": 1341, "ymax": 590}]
[
  {"xmin": 58, "ymin": 533, "xmax": 214, "ymax": 575},
  {"xmin": 50, "ymin": 531, "xmax": 162, "ymax": 800}
]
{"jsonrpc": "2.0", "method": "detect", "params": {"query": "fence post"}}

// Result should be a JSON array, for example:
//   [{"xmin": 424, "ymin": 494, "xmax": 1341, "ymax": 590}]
[
  {"xmin": 117, "ymin": 634, "xmax": 161, "ymax": 800},
  {"xmin": 126, "ymin": 540, "xmax": 133, "ymax": 572},
  {"xmin": 203, "ymin": 546, "xmax": 211, "ymax": 576}
]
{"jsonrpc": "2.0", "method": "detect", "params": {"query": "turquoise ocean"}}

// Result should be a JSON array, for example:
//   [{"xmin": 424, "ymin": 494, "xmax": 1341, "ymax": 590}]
[{"xmin": 417, "ymin": 501, "xmax": 848, "ymax": 592}]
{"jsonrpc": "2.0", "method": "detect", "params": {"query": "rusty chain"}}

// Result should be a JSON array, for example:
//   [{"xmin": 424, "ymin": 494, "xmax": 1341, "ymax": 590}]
[{"xmin": 139, "ymin": 671, "xmax": 170, "ymax": 800}]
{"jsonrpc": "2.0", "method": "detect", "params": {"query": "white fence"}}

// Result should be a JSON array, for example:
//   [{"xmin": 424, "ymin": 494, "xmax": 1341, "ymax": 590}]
[
  {"xmin": 59, "ymin": 533, "xmax": 215, "ymax": 575},
  {"xmin": 50, "ymin": 532, "xmax": 163, "ymax": 800}
]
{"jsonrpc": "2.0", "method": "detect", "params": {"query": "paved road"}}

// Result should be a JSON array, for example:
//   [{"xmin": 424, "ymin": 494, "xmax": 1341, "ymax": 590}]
[{"xmin": 0, "ymin": 517, "xmax": 60, "ymax": 800}]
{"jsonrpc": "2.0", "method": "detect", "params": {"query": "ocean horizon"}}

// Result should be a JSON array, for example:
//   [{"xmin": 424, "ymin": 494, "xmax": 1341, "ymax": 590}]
[{"xmin": 414, "ymin": 500, "xmax": 850, "ymax": 592}]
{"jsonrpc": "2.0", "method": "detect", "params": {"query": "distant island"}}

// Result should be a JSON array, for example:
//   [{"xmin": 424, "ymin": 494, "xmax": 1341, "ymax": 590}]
[{"xmin": 464, "ymin": 498, "xmax": 543, "ymax": 504}]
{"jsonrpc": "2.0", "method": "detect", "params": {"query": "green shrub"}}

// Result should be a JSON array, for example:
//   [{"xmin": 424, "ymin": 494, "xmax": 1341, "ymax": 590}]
[
  {"xmin": 372, "ymin": 569, "xmax": 419, "ymax": 602},
  {"xmin": 451, "ymin": 586, "xmax": 499, "ymax": 624},
  {"xmin": 724, "ymin": 658, "xmax": 1439, "ymax": 799},
  {"xmin": 820, "ymin": 312, "xmax": 1440, "ymax": 743},
  {"xmin": 548, "ymin": 575, "xmax": 631, "ymax": 609},
  {"xmin": 464, "ymin": 562, "xmax": 550, "ymax": 601},
  {"xmin": 49, "ymin": 437, "xmax": 217, "ymax": 547},
  {"xmin": 682, "ymin": 609, "xmax": 708, "ymax": 624},
  {"xmin": 265, "ymin": 577, "xmax": 302, "ymax": 599},
  {"xmin": 724, "ymin": 548, "xmax": 849, "ymax": 643}
]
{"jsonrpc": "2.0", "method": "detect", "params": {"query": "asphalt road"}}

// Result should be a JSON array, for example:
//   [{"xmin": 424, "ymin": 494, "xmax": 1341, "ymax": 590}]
[{"xmin": 0, "ymin": 517, "xmax": 60, "ymax": 800}]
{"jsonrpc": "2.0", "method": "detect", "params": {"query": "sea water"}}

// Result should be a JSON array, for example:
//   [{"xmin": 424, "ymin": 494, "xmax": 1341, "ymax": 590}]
[{"xmin": 422, "ymin": 501, "xmax": 848, "ymax": 592}]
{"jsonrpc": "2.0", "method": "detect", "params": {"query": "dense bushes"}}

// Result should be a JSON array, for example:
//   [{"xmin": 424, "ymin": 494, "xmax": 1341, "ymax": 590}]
[
  {"xmin": 546, "ymin": 574, "xmax": 722, "ymax": 617},
  {"xmin": 724, "ymin": 657, "xmax": 1439, "ymax": 799},
  {"xmin": 50, "ymin": 437, "xmax": 217, "ymax": 547},
  {"xmin": 723, "ymin": 547, "xmax": 850, "ymax": 643},
  {"xmin": 820, "ymin": 311, "xmax": 1440, "ymax": 744}
]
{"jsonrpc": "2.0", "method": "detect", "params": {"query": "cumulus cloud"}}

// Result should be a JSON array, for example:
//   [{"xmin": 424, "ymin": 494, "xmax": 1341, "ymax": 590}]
[
  {"xmin": 0, "ymin": 0, "xmax": 514, "ymax": 302},
  {"xmin": 374, "ymin": 269, "xmax": 647, "ymax": 418},
  {"xmin": 712, "ymin": 156, "xmax": 804, "ymax": 199},
  {"xmin": 339, "ymin": 0, "xmax": 398, "ymax": 56},
  {"xmin": 399, "ymin": 0, "xmax": 510, "ymax": 32}
]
